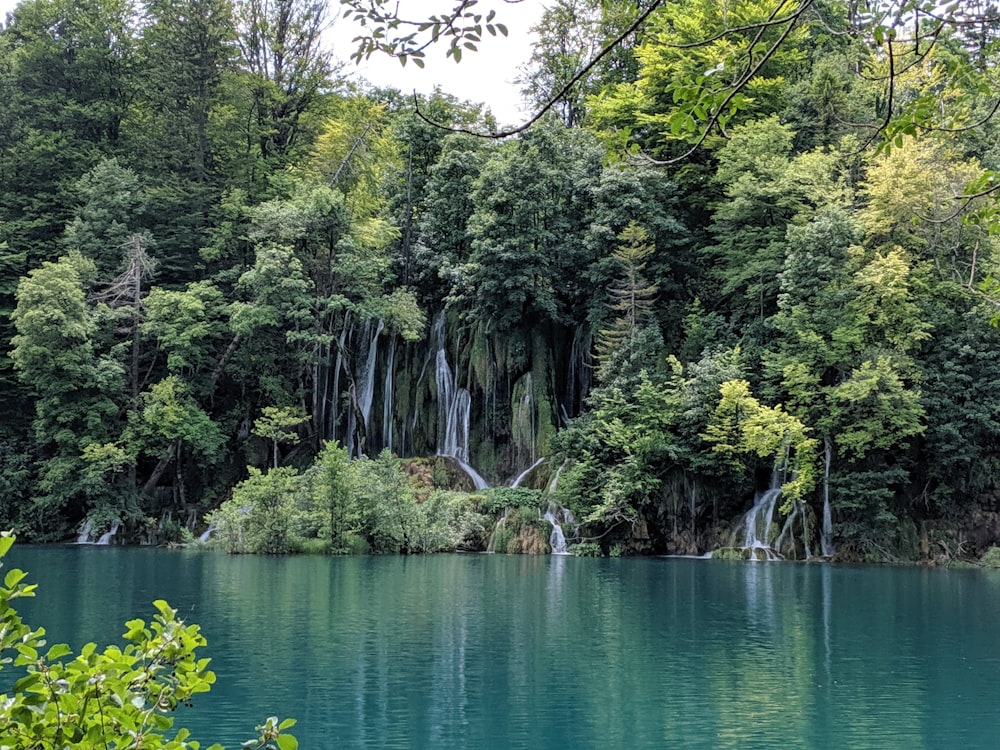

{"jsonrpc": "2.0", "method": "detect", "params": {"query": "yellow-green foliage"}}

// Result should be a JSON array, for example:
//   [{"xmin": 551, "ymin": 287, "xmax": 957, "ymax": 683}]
[{"xmin": 703, "ymin": 379, "xmax": 818, "ymax": 507}]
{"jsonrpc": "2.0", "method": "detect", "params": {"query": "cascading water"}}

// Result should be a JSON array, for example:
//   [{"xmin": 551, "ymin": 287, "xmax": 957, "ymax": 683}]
[
  {"xmin": 329, "ymin": 319, "xmax": 349, "ymax": 442},
  {"xmin": 774, "ymin": 501, "xmax": 812, "ymax": 560},
  {"xmin": 821, "ymin": 496, "xmax": 834, "ymax": 557},
  {"xmin": 347, "ymin": 318, "xmax": 385, "ymax": 458},
  {"xmin": 820, "ymin": 439, "xmax": 835, "ymax": 557},
  {"xmin": 95, "ymin": 520, "xmax": 120, "ymax": 546},
  {"xmin": 510, "ymin": 457, "xmax": 545, "ymax": 488},
  {"xmin": 543, "ymin": 506, "xmax": 570, "ymax": 555},
  {"xmin": 358, "ymin": 319, "xmax": 384, "ymax": 431},
  {"xmin": 199, "ymin": 524, "xmax": 218, "ymax": 543},
  {"xmin": 433, "ymin": 313, "xmax": 488, "ymax": 490},
  {"xmin": 738, "ymin": 484, "xmax": 782, "ymax": 561},
  {"xmin": 437, "ymin": 348, "xmax": 471, "ymax": 460},
  {"xmin": 382, "ymin": 334, "xmax": 396, "ymax": 452},
  {"xmin": 76, "ymin": 519, "xmax": 94, "ymax": 544}
]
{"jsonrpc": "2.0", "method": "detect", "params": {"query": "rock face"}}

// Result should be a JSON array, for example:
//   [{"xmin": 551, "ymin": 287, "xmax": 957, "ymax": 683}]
[{"xmin": 329, "ymin": 310, "xmax": 590, "ymax": 484}]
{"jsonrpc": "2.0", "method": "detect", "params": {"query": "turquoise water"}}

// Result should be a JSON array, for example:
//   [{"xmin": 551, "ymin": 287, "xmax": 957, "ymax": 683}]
[{"xmin": 5, "ymin": 546, "xmax": 1000, "ymax": 749}]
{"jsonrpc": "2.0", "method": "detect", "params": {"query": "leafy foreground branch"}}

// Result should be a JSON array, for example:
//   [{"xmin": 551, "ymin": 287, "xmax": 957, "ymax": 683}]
[{"xmin": 0, "ymin": 533, "xmax": 296, "ymax": 750}]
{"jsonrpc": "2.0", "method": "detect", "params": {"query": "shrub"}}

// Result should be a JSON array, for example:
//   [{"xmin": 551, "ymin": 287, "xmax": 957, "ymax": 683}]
[
  {"xmin": 208, "ymin": 467, "xmax": 299, "ymax": 554},
  {"xmin": 980, "ymin": 546, "xmax": 1000, "ymax": 568}
]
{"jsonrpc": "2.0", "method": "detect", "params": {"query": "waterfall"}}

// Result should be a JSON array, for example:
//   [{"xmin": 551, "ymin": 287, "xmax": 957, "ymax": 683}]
[
  {"xmin": 738, "ymin": 484, "xmax": 782, "ymax": 561},
  {"xmin": 353, "ymin": 318, "xmax": 385, "ymax": 457},
  {"xmin": 821, "ymin": 494, "xmax": 834, "ymax": 557},
  {"xmin": 199, "ymin": 523, "xmax": 218, "ymax": 543},
  {"xmin": 76, "ymin": 519, "xmax": 94, "ymax": 544},
  {"xmin": 774, "ymin": 501, "xmax": 812, "ymax": 560},
  {"xmin": 95, "ymin": 520, "xmax": 120, "ymax": 546},
  {"xmin": 453, "ymin": 457, "xmax": 489, "ymax": 490},
  {"xmin": 510, "ymin": 457, "xmax": 545, "ymax": 488},
  {"xmin": 543, "ymin": 507, "xmax": 570, "ymax": 555},
  {"xmin": 382, "ymin": 333, "xmax": 396, "ymax": 452},
  {"xmin": 329, "ymin": 314, "xmax": 350, "ymax": 442},
  {"xmin": 547, "ymin": 461, "xmax": 567, "ymax": 493},
  {"xmin": 512, "ymin": 372, "xmax": 536, "ymax": 463},
  {"xmin": 437, "ymin": 348, "xmax": 471, "ymax": 460},
  {"xmin": 486, "ymin": 510, "xmax": 506, "ymax": 553},
  {"xmin": 433, "ymin": 312, "xmax": 487, "ymax": 488},
  {"xmin": 820, "ymin": 438, "xmax": 835, "ymax": 557}
]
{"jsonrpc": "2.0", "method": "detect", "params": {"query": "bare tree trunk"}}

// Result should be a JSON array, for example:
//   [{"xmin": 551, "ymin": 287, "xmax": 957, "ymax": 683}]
[{"xmin": 142, "ymin": 442, "xmax": 176, "ymax": 496}]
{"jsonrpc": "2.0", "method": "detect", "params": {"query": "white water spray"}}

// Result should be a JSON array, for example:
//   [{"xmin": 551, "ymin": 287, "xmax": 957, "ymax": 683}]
[
  {"xmin": 543, "ymin": 507, "xmax": 570, "ymax": 555},
  {"xmin": 510, "ymin": 457, "xmax": 545, "ymax": 488},
  {"xmin": 95, "ymin": 520, "xmax": 121, "ymax": 546},
  {"xmin": 432, "ymin": 313, "xmax": 488, "ymax": 489},
  {"xmin": 738, "ymin": 484, "xmax": 782, "ymax": 561},
  {"xmin": 76, "ymin": 519, "xmax": 94, "ymax": 544}
]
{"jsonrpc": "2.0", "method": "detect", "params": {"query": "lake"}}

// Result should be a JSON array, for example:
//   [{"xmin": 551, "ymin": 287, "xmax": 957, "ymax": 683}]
[{"xmin": 5, "ymin": 546, "xmax": 1000, "ymax": 749}]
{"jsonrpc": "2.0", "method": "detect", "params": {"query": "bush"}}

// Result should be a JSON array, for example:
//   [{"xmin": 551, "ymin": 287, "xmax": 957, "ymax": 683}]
[
  {"xmin": 980, "ymin": 546, "xmax": 1000, "ymax": 568},
  {"xmin": 208, "ymin": 467, "xmax": 299, "ymax": 554},
  {"xmin": 0, "ymin": 532, "xmax": 296, "ymax": 749},
  {"xmin": 482, "ymin": 486, "xmax": 543, "ymax": 516}
]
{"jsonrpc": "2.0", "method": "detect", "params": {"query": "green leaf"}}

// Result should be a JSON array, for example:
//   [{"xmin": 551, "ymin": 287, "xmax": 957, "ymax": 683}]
[
  {"xmin": 276, "ymin": 735, "xmax": 299, "ymax": 750},
  {"xmin": 45, "ymin": 642, "xmax": 72, "ymax": 660},
  {"xmin": 4, "ymin": 567, "xmax": 27, "ymax": 588}
]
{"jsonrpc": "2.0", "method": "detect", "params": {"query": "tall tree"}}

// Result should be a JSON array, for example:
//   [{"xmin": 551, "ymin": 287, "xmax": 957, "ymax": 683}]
[
  {"xmin": 0, "ymin": 0, "xmax": 139, "ymax": 265},
  {"xmin": 10, "ymin": 253, "xmax": 124, "ymax": 525},
  {"xmin": 234, "ymin": 0, "xmax": 332, "ymax": 182},
  {"xmin": 594, "ymin": 222, "xmax": 658, "ymax": 379}
]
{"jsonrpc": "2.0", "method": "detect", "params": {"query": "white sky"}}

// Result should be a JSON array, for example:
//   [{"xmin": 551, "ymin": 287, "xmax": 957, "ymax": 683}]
[{"xmin": 0, "ymin": 0, "xmax": 544, "ymax": 126}]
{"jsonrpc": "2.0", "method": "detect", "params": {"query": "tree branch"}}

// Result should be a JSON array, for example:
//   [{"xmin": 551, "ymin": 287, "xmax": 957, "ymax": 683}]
[{"xmin": 413, "ymin": 0, "xmax": 666, "ymax": 138}]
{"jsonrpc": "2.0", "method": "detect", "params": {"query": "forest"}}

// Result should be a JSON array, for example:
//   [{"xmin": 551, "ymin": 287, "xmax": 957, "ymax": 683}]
[{"xmin": 1, "ymin": 0, "xmax": 1000, "ymax": 562}]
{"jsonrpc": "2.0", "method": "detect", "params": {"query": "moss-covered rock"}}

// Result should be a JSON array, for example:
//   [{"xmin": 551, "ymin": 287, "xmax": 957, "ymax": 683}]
[{"xmin": 487, "ymin": 506, "xmax": 550, "ymax": 554}]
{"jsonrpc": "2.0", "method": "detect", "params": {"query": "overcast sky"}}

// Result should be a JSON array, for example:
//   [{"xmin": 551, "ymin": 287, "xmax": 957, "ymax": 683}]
[{"xmin": 0, "ymin": 0, "xmax": 543, "ymax": 125}]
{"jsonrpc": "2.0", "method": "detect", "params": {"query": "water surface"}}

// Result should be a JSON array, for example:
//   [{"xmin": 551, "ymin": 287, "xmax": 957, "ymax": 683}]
[{"xmin": 7, "ymin": 546, "xmax": 1000, "ymax": 749}]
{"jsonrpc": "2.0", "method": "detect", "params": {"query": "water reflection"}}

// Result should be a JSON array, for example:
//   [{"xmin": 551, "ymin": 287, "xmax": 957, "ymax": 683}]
[{"xmin": 7, "ymin": 547, "xmax": 1000, "ymax": 749}]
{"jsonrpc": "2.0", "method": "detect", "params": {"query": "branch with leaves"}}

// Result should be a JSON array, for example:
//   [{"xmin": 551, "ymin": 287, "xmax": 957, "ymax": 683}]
[
  {"xmin": 0, "ymin": 532, "xmax": 298, "ymax": 750},
  {"xmin": 338, "ymin": 0, "xmax": 511, "ymax": 67},
  {"xmin": 345, "ymin": 0, "xmax": 1000, "ymax": 155}
]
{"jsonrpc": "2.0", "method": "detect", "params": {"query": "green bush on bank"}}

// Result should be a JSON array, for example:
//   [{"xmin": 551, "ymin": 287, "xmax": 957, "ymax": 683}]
[
  {"xmin": 207, "ymin": 443, "xmax": 489, "ymax": 555},
  {"xmin": 980, "ymin": 546, "xmax": 1000, "ymax": 568}
]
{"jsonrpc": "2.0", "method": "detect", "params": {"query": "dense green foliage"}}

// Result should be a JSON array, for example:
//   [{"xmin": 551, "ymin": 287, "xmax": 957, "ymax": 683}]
[
  {"xmin": 1, "ymin": 0, "xmax": 1000, "ymax": 561},
  {"xmin": 0, "ymin": 533, "xmax": 297, "ymax": 748}
]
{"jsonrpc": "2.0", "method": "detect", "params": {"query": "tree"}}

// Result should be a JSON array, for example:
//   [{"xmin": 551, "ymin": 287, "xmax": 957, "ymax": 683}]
[
  {"xmin": 340, "ymin": 1, "xmax": 1000, "ymax": 157},
  {"xmin": 702, "ymin": 379, "xmax": 818, "ymax": 504},
  {"xmin": 253, "ymin": 405, "xmax": 309, "ymax": 468},
  {"xmin": 210, "ymin": 466, "xmax": 301, "ymax": 553},
  {"xmin": 0, "ymin": 533, "xmax": 298, "ymax": 749},
  {"xmin": 705, "ymin": 117, "xmax": 850, "ymax": 327},
  {"xmin": 338, "ymin": 0, "xmax": 510, "ymax": 66},
  {"xmin": 10, "ymin": 253, "xmax": 124, "ymax": 519},
  {"xmin": 460, "ymin": 125, "xmax": 603, "ymax": 332},
  {"xmin": 233, "ymin": 0, "xmax": 332, "ymax": 173},
  {"xmin": 517, "ymin": 0, "xmax": 612, "ymax": 127},
  {"xmin": 128, "ymin": 375, "xmax": 225, "ymax": 503},
  {"xmin": 128, "ymin": 0, "xmax": 236, "ymax": 275},
  {"xmin": 142, "ymin": 280, "xmax": 230, "ymax": 389},
  {"xmin": 594, "ymin": 222, "xmax": 658, "ymax": 378},
  {"xmin": 0, "ymin": 0, "xmax": 139, "ymax": 265},
  {"xmin": 302, "ymin": 440, "xmax": 359, "ymax": 553}
]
